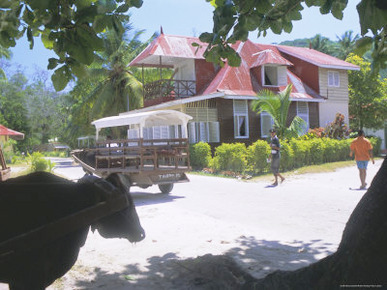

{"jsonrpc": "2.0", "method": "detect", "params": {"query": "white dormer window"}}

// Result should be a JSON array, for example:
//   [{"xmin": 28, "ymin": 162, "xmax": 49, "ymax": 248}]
[
  {"xmin": 328, "ymin": 71, "xmax": 340, "ymax": 87},
  {"xmin": 262, "ymin": 65, "xmax": 287, "ymax": 87}
]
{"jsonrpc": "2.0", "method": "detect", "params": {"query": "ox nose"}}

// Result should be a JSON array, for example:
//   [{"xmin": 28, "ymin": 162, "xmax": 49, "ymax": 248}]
[
  {"xmin": 129, "ymin": 228, "xmax": 145, "ymax": 243},
  {"xmin": 138, "ymin": 228, "xmax": 146, "ymax": 241}
]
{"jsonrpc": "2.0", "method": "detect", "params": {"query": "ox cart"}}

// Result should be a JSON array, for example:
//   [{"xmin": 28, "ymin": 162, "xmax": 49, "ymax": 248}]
[{"xmin": 72, "ymin": 110, "xmax": 192, "ymax": 194}]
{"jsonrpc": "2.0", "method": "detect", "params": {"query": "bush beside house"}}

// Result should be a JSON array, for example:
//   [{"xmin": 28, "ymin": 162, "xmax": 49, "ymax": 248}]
[{"xmin": 190, "ymin": 136, "xmax": 381, "ymax": 175}]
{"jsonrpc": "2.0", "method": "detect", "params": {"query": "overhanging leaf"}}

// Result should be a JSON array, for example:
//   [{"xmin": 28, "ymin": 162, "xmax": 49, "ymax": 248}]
[
  {"xmin": 354, "ymin": 36, "xmax": 373, "ymax": 55},
  {"xmin": 51, "ymin": 66, "xmax": 70, "ymax": 91},
  {"xmin": 47, "ymin": 58, "xmax": 59, "ymax": 70},
  {"xmin": 357, "ymin": 0, "xmax": 387, "ymax": 35}
]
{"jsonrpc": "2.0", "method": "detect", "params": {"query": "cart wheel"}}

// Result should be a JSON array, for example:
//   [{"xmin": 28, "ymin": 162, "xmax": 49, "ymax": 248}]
[{"xmin": 158, "ymin": 183, "xmax": 174, "ymax": 194}]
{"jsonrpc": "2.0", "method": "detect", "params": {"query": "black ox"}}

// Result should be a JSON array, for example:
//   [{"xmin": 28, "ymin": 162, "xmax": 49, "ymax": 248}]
[{"xmin": 0, "ymin": 172, "xmax": 145, "ymax": 289}]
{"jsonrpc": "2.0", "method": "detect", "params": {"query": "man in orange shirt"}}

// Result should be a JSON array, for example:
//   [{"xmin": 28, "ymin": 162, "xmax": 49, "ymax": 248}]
[{"xmin": 350, "ymin": 130, "xmax": 375, "ymax": 189}]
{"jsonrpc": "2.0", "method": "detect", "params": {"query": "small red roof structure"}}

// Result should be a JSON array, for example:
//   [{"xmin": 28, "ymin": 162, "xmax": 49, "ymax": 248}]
[
  {"xmin": 129, "ymin": 34, "xmax": 207, "ymax": 68},
  {"xmin": 0, "ymin": 124, "xmax": 24, "ymax": 140}
]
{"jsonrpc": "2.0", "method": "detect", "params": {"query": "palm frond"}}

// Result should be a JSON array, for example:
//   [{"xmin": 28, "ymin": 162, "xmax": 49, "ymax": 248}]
[
  {"xmin": 251, "ymin": 84, "xmax": 300, "ymax": 138},
  {"xmin": 286, "ymin": 116, "xmax": 307, "ymax": 138}
]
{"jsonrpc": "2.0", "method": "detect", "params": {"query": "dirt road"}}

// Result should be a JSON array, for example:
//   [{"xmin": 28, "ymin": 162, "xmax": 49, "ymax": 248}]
[{"xmin": 2, "ymin": 159, "xmax": 384, "ymax": 289}]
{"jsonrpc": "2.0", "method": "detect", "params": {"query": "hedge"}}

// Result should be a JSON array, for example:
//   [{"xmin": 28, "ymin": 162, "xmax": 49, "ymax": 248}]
[
  {"xmin": 247, "ymin": 140, "xmax": 270, "ymax": 173},
  {"xmin": 212, "ymin": 143, "xmax": 247, "ymax": 173},
  {"xmin": 189, "ymin": 136, "xmax": 382, "ymax": 174},
  {"xmin": 189, "ymin": 142, "xmax": 212, "ymax": 169}
]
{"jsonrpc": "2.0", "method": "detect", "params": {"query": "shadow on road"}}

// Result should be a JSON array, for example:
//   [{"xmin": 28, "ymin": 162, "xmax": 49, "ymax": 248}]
[
  {"xmin": 132, "ymin": 191, "xmax": 185, "ymax": 207},
  {"xmin": 72, "ymin": 236, "xmax": 335, "ymax": 289}
]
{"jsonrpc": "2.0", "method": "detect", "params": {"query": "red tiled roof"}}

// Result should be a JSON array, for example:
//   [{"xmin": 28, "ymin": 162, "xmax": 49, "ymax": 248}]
[
  {"xmin": 0, "ymin": 124, "xmax": 24, "ymax": 140},
  {"xmin": 276, "ymin": 45, "xmax": 360, "ymax": 70},
  {"xmin": 130, "ymin": 34, "xmax": 358, "ymax": 103},
  {"xmin": 203, "ymin": 42, "xmax": 256, "ymax": 96}
]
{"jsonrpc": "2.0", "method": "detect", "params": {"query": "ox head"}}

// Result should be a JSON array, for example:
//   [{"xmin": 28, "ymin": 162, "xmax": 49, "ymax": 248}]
[{"xmin": 78, "ymin": 174, "xmax": 145, "ymax": 243}]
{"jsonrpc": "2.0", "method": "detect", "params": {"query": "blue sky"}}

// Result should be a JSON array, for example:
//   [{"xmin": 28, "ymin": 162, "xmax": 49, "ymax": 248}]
[{"xmin": 8, "ymin": 0, "xmax": 361, "ymax": 77}]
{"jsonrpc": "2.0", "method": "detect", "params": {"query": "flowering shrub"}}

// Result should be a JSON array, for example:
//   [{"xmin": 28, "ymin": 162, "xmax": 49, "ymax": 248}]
[
  {"xmin": 307, "ymin": 127, "xmax": 325, "ymax": 138},
  {"xmin": 324, "ymin": 113, "xmax": 349, "ymax": 139}
]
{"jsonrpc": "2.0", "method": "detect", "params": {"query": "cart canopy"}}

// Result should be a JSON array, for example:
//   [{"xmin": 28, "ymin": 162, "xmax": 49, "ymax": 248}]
[{"xmin": 91, "ymin": 110, "xmax": 192, "ymax": 139}]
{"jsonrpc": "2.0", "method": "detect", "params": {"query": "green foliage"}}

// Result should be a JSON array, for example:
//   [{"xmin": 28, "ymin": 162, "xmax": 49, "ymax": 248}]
[
  {"xmin": 0, "ymin": 73, "xmax": 29, "ymax": 139},
  {"xmin": 202, "ymin": 0, "xmax": 386, "ymax": 73},
  {"xmin": 247, "ymin": 140, "xmax": 270, "ymax": 173},
  {"xmin": 289, "ymin": 138, "xmax": 311, "ymax": 168},
  {"xmin": 251, "ymin": 84, "xmax": 306, "ymax": 139},
  {"xmin": 43, "ymin": 151, "xmax": 68, "ymax": 158},
  {"xmin": 334, "ymin": 31, "xmax": 360, "ymax": 60},
  {"xmin": 27, "ymin": 152, "xmax": 55, "ymax": 172},
  {"xmin": 347, "ymin": 54, "xmax": 387, "ymax": 130},
  {"xmin": 309, "ymin": 34, "xmax": 336, "ymax": 55},
  {"xmin": 66, "ymin": 22, "xmax": 149, "ymax": 141},
  {"xmin": 1, "ymin": 139, "xmax": 16, "ymax": 163},
  {"xmin": 212, "ymin": 143, "xmax": 247, "ymax": 173},
  {"xmin": 355, "ymin": 1, "xmax": 387, "ymax": 72},
  {"xmin": 369, "ymin": 136, "xmax": 382, "ymax": 156},
  {"xmin": 279, "ymin": 142, "xmax": 294, "ymax": 172},
  {"xmin": 11, "ymin": 154, "xmax": 25, "ymax": 165},
  {"xmin": 309, "ymin": 138, "xmax": 326, "ymax": 165},
  {"xmin": 190, "ymin": 142, "xmax": 212, "ymax": 170},
  {"xmin": 323, "ymin": 138, "xmax": 341, "ymax": 163},
  {"xmin": 193, "ymin": 136, "xmax": 361, "ymax": 175},
  {"xmin": 0, "ymin": 70, "xmax": 70, "ymax": 152},
  {"xmin": 0, "ymin": 0, "xmax": 144, "ymax": 90}
]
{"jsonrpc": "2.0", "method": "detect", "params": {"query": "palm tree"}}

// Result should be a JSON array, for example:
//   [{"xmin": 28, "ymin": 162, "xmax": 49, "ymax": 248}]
[
  {"xmin": 79, "ymin": 22, "xmax": 153, "ymax": 120},
  {"xmin": 309, "ymin": 34, "xmax": 334, "ymax": 55},
  {"xmin": 335, "ymin": 30, "xmax": 360, "ymax": 60},
  {"xmin": 251, "ymin": 85, "xmax": 306, "ymax": 139}
]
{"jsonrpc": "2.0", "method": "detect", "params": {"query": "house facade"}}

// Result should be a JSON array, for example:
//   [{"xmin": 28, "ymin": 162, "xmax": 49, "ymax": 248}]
[{"xmin": 129, "ymin": 33, "xmax": 359, "ymax": 145}]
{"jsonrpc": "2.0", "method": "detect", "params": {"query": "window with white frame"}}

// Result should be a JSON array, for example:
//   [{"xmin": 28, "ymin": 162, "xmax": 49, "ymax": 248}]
[
  {"xmin": 297, "ymin": 102, "xmax": 309, "ymax": 135},
  {"xmin": 328, "ymin": 71, "xmax": 340, "ymax": 87},
  {"xmin": 260, "ymin": 111, "xmax": 274, "ymax": 138},
  {"xmin": 127, "ymin": 124, "xmax": 140, "ymax": 139},
  {"xmin": 143, "ymin": 125, "xmax": 182, "ymax": 140},
  {"xmin": 262, "ymin": 65, "xmax": 287, "ymax": 86},
  {"xmin": 188, "ymin": 122, "xmax": 220, "ymax": 143},
  {"xmin": 233, "ymin": 100, "xmax": 249, "ymax": 138}
]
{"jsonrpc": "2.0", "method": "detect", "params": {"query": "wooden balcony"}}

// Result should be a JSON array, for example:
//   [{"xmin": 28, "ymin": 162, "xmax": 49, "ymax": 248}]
[{"xmin": 143, "ymin": 79, "xmax": 196, "ymax": 106}]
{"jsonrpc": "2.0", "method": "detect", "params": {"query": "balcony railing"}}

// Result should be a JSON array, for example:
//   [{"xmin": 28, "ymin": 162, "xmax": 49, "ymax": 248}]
[{"xmin": 144, "ymin": 79, "xmax": 196, "ymax": 102}]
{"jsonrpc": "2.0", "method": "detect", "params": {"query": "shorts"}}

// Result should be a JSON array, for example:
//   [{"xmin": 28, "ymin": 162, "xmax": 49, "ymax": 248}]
[
  {"xmin": 356, "ymin": 160, "xmax": 369, "ymax": 169},
  {"xmin": 271, "ymin": 157, "xmax": 280, "ymax": 174}
]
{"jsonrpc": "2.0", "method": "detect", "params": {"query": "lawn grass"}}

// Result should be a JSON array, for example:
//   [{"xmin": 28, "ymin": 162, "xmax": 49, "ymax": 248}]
[{"xmin": 190, "ymin": 159, "xmax": 376, "ymax": 182}]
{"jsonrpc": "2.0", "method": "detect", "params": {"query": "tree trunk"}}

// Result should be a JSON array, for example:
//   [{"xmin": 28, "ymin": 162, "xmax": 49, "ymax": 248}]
[{"xmin": 245, "ymin": 157, "xmax": 387, "ymax": 289}]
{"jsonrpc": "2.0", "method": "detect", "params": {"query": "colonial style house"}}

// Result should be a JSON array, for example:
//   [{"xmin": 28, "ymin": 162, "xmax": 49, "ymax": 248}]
[{"xmin": 129, "ymin": 33, "xmax": 359, "ymax": 145}]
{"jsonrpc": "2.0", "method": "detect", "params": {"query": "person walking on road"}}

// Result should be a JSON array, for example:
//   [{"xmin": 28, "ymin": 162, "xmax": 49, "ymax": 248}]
[
  {"xmin": 350, "ymin": 129, "xmax": 375, "ymax": 189},
  {"xmin": 268, "ymin": 129, "xmax": 285, "ymax": 186}
]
